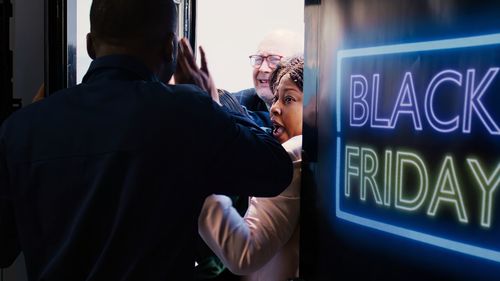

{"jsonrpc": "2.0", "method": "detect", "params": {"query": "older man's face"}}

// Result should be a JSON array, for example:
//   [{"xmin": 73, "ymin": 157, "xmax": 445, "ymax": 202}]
[
  {"xmin": 251, "ymin": 51, "xmax": 283, "ymax": 107},
  {"xmin": 251, "ymin": 33, "xmax": 301, "ymax": 107}
]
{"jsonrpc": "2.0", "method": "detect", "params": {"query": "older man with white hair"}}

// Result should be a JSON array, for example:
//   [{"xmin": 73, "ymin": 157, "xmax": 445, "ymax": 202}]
[{"xmin": 233, "ymin": 29, "xmax": 303, "ymax": 129}]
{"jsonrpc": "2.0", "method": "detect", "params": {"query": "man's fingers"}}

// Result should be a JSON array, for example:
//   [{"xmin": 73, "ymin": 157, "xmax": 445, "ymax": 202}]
[
  {"xmin": 180, "ymin": 37, "xmax": 193, "ymax": 53},
  {"xmin": 175, "ymin": 37, "xmax": 216, "ymax": 99},
  {"xmin": 175, "ymin": 51, "xmax": 197, "ymax": 84},
  {"xmin": 174, "ymin": 43, "xmax": 189, "ymax": 83},
  {"xmin": 177, "ymin": 40, "xmax": 197, "ymax": 76},
  {"xmin": 178, "ymin": 40, "xmax": 191, "ymax": 71},
  {"xmin": 179, "ymin": 38, "xmax": 198, "ymax": 72},
  {"xmin": 199, "ymin": 46, "xmax": 209, "ymax": 74}
]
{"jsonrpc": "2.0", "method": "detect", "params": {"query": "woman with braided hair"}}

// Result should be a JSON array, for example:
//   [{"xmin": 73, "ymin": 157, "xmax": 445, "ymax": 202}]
[{"xmin": 198, "ymin": 57, "xmax": 304, "ymax": 281}]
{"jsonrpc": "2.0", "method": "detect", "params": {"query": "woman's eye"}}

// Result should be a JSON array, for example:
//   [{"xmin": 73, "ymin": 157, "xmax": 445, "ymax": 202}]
[{"xmin": 284, "ymin": 96, "xmax": 294, "ymax": 104}]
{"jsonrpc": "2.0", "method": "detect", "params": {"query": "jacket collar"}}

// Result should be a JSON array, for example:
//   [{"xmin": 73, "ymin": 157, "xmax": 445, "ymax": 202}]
[{"xmin": 82, "ymin": 55, "xmax": 159, "ymax": 83}]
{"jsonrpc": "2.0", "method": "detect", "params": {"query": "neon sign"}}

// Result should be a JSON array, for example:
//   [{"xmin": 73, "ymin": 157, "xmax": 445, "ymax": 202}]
[
  {"xmin": 335, "ymin": 33, "xmax": 500, "ymax": 262},
  {"xmin": 349, "ymin": 68, "xmax": 500, "ymax": 134}
]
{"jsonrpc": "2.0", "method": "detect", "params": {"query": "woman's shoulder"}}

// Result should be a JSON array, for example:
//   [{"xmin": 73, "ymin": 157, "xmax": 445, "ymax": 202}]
[{"xmin": 281, "ymin": 135, "xmax": 302, "ymax": 162}]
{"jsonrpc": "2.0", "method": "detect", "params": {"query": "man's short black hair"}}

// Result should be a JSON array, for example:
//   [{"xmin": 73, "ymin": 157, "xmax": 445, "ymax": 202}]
[{"xmin": 90, "ymin": 0, "xmax": 177, "ymax": 46}]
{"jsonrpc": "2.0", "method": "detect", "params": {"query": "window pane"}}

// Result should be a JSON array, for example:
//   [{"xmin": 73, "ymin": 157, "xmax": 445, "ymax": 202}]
[{"xmin": 196, "ymin": 0, "xmax": 304, "ymax": 92}]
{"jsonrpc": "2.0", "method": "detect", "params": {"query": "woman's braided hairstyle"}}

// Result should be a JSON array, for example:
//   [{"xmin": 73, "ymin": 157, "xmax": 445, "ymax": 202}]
[{"xmin": 270, "ymin": 56, "xmax": 304, "ymax": 95}]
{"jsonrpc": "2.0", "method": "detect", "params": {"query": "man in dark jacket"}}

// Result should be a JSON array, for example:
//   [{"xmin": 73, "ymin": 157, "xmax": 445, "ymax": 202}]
[{"xmin": 0, "ymin": 1, "xmax": 293, "ymax": 280}]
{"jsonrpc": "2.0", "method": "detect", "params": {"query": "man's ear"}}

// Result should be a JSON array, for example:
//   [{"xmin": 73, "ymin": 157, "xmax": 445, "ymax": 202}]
[{"xmin": 86, "ymin": 33, "xmax": 96, "ymax": 59}]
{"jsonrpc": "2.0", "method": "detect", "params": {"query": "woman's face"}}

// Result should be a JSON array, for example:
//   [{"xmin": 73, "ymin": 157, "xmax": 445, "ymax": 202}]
[{"xmin": 270, "ymin": 74, "xmax": 303, "ymax": 144}]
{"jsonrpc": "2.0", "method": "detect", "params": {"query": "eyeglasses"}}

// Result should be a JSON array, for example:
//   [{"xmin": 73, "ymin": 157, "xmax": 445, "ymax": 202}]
[{"xmin": 249, "ymin": 55, "xmax": 283, "ymax": 69}]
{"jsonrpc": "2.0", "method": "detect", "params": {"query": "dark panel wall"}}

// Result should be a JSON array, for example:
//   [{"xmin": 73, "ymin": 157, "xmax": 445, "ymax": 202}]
[
  {"xmin": 301, "ymin": 1, "xmax": 500, "ymax": 280},
  {"xmin": 3, "ymin": 0, "xmax": 44, "ymax": 279},
  {"xmin": 12, "ymin": 0, "xmax": 44, "ymax": 106}
]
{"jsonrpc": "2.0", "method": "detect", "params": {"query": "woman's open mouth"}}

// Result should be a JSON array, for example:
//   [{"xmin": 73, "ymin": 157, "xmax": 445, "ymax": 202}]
[{"xmin": 272, "ymin": 122, "xmax": 285, "ymax": 138}]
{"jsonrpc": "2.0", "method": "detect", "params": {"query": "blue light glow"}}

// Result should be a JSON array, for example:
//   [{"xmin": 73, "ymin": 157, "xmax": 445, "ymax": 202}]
[
  {"xmin": 336, "ymin": 57, "xmax": 342, "ymax": 133},
  {"xmin": 337, "ymin": 33, "xmax": 500, "ymax": 59},
  {"xmin": 335, "ymin": 136, "xmax": 342, "ymax": 215},
  {"xmin": 335, "ymin": 33, "xmax": 500, "ymax": 263},
  {"xmin": 337, "ymin": 33, "xmax": 500, "ymax": 135},
  {"xmin": 335, "ymin": 208, "xmax": 500, "ymax": 263}
]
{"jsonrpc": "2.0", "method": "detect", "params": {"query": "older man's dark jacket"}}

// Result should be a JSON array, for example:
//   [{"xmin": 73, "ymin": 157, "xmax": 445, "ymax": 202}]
[
  {"xmin": 232, "ymin": 88, "xmax": 272, "ymax": 129},
  {"xmin": 0, "ymin": 55, "xmax": 293, "ymax": 280}
]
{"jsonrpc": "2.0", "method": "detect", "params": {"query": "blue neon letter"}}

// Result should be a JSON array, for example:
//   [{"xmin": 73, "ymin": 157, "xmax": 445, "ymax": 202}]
[
  {"xmin": 463, "ymin": 68, "xmax": 500, "ymax": 135},
  {"xmin": 424, "ymin": 70, "xmax": 462, "ymax": 133},
  {"xmin": 390, "ymin": 72, "xmax": 423, "ymax": 131},
  {"xmin": 370, "ymin": 74, "xmax": 391, "ymax": 128},
  {"xmin": 350, "ymin": 75, "xmax": 369, "ymax": 127}
]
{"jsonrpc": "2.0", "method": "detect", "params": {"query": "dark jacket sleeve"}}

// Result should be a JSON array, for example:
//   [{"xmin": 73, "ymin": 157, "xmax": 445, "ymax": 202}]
[
  {"xmin": 0, "ymin": 127, "xmax": 21, "ymax": 268},
  {"xmin": 204, "ymin": 100, "xmax": 293, "ymax": 198}
]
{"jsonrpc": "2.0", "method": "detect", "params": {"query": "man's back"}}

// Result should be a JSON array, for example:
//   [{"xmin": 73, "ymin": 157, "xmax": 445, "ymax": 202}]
[{"xmin": 0, "ymin": 55, "xmax": 292, "ymax": 280}]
